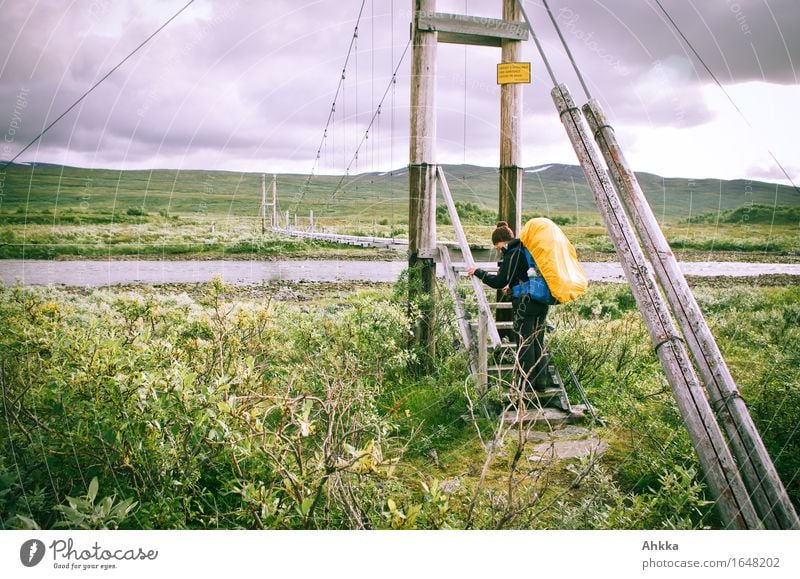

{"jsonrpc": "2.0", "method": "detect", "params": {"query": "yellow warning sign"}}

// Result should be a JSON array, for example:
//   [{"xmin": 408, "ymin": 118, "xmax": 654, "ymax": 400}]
[{"xmin": 497, "ymin": 62, "xmax": 531, "ymax": 85}]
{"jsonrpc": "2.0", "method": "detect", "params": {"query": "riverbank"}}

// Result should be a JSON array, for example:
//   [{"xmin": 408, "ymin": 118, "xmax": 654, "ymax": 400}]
[{"xmin": 3, "ymin": 259, "xmax": 800, "ymax": 287}]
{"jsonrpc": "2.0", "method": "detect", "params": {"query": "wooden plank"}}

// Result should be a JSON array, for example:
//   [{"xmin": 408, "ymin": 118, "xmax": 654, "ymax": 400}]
[
  {"xmin": 410, "ymin": 4, "xmax": 437, "ymax": 166},
  {"xmin": 496, "ymin": 0, "xmax": 522, "ymax": 346},
  {"xmin": 452, "ymin": 263, "xmax": 499, "ymax": 272},
  {"xmin": 271, "ymin": 175, "xmax": 277, "ymax": 228},
  {"xmin": 271, "ymin": 227, "xmax": 408, "ymax": 250},
  {"xmin": 498, "ymin": 167, "xmax": 522, "ymax": 239},
  {"xmin": 490, "ymin": 363, "xmax": 518, "ymax": 372},
  {"xmin": 416, "ymin": 12, "xmax": 528, "ymax": 47},
  {"xmin": 260, "ymin": 174, "xmax": 267, "ymax": 234},
  {"xmin": 584, "ymin": 99, "xmax": 799, "ymax": 530},
  {"xmin": 552, "ymin": 83, "xmax": 760, "ymax": 530},
  {"xmin": 437, "ymin": 165, "xmax": 501, "ymax": 347}
]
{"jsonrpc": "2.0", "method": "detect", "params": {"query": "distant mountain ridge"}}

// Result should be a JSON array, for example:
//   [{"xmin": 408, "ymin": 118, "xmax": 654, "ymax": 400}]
[{"xmin": 1, "ymin": 162, "xmax": 797, "ymax": 224}]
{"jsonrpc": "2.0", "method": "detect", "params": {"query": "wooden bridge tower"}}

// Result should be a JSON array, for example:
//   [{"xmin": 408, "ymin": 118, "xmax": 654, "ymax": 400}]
[{"xmin": 408, "ymin": 0, "xmax": 529, "ymax": 357}]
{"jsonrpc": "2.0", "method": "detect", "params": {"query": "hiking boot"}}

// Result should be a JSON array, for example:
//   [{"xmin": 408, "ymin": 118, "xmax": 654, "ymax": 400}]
[{"xmin": 532, "ymin": 379, "xmax": 551, "ymax": 392}]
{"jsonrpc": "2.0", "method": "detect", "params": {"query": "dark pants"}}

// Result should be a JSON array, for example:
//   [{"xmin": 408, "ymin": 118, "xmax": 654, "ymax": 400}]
[{"xmin": 511, "ymin": 296, "xmax": 549, "ymax": 390}]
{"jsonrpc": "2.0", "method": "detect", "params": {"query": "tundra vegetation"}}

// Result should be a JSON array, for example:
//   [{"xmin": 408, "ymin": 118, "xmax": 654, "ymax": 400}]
[
  {"xmin": 2, "ymin": 278, "xmax": 798, "ymax": 529},
  {"xmin": 1, "ymin": 163, "xmax": 797, "ymax": 261},
  {"xmin": 2, "ymin": 163, "xmax": 797, "ymax": 528}
]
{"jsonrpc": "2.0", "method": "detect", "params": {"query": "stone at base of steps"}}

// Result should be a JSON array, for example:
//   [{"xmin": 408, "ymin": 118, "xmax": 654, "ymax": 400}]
[
  {"xmin": 527, "ymin": 425, "xmax": 608, "ymax": 462},
  {"xmin": 502, "ymin": 404, "xmax": 589, "ymax": 425},
  {"xmin": 528, "ymin": 436, "xmax": 608, "ymax": 462}
]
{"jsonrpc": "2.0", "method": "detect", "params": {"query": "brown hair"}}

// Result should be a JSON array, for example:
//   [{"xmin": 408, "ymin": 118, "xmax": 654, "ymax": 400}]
[{"xmin": 491, "ymin": 221, "xmax": 514, "ymax": 245}]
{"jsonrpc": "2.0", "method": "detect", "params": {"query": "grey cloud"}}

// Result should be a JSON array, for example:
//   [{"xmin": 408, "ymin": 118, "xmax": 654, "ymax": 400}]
[
  {"xmin": 541, "ymin": 0, "xmax": 799, "ymax": 85},
  {"xmin": 0, "ymin": 0, "xmax": 796, "ymax": 177}
]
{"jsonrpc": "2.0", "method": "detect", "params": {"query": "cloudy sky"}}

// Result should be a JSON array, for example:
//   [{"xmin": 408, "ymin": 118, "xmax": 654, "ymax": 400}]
[{"xmin": 1, "ymin": 0, "xmax": 798, "ymax": 184}]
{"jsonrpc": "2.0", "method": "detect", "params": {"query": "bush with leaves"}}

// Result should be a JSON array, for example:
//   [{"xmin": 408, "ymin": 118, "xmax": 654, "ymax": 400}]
[
  {"xmin": 0, "ymin": 279, "xmax": 452, "ymax": 529},
  {"xmin": 1, "ymin": 279, "xmax": 797, "ymax": 529}
]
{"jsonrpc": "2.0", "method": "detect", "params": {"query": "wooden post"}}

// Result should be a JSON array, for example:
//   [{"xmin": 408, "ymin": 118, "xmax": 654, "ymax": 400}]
[
  {"xmin": 261, "ymin": 174, "xmax": 267, "ymax": 234},
  {"xmin": 478, "ymin": 309, "xmax": 489, "ymax": 395},
  {"xmin": 584, "ymin": 99, "xmax": 800, "ymax": 530},
  {"xmin": 409, "ymin": 0, "xmax": 438, "ymax": 360},
  {"xmin": 309, "ymin": 210, "xmax": 314, "ymax": 232},
  {"xmin": 495, "ymin": 0, "xmax": 524, "ymax": 337},
  {"xmin": 499, "ymin": 0, "xmax": 523, "ymax": 236},
  {"xmin": 272, "ymin": 175, "xmax": 277, "ymax": 227},
  {"xmin": 552, "ymin": 83, "xmax": 760, "ymax": 529},
  {"xmin": 284, "ymin": 210, "xmax": 289, "ymax": 230}
]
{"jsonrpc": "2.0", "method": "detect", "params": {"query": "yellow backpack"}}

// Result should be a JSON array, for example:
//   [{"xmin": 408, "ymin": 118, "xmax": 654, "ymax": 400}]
[{"xmin": 519, "ymin": 217, "xmax": 588, "ymax": 303}]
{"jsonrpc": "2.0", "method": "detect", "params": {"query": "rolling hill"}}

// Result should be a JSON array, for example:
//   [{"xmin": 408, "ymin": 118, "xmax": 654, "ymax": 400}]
[{"xmin": 1, "ymin": 162, "xmax": 798, "ymax": 225}]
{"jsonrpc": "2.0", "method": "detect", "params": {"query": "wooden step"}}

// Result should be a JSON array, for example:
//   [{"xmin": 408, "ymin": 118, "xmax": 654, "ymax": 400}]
[
  {"xmin": 486, "ymin": 371, "xmax": 570, "ymax": 409},
  {"xmin": 547, "ymin": 365, "xmax": 564, "ymax": 387},
  {"xmin": 524, "ymin": 388, "xmax": 570, "ymax": 410},
  {"xmin": 503, "ymin": 388, "xmax": 567, "ymax": 407},
  {"xmin": 494, "ymin": 341, "xmax": 516, "ymax": 349},
  {"xmin": 489, "ymin": 363, "xmax": 517, "ymax": 373},
  {"xmin": 452, "ymin": 264, "xmax": 500, "ymax": 273},
  {"xmin": 468, "ymin": 320, "xmax": 514, "ymax": 331}
]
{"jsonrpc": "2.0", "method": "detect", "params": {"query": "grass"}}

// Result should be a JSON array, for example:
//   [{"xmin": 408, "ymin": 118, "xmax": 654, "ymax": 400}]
[
  {"xmin": 0, "ymin": 162, "xmax": 797, "ymax": 260},
  {"xmin": 1, "ymin": 212, "xmax": 797, "ymax": 262},
  {"xmin": 2, "ymin": 161, "xmax": 798, "ymax": 223},
  {"xmin": 0, "ymin": 216, "xmax": 398, "ymax": 260},
  {"xmin": 1, "ymin": 277, "xmax": 797, "ymax": 529}
]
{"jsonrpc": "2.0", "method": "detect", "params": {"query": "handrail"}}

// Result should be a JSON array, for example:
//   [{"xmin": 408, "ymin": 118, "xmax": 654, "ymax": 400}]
[
  {"xmin": 270, "ymin": 227, "xmax": 408, "ymax": 248},
  {"xmin": 436, "ymin": 165, "xmax": 501, "ymax": 348},
  {"xmin": 438, "ymin": 244, "xmax": 476, "ymax": 376}
]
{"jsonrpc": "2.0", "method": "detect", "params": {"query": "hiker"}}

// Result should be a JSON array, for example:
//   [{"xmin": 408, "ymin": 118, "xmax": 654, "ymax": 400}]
[{"xmin": 467, "ymin": 221, "xmax": 550, "ymax": 391}]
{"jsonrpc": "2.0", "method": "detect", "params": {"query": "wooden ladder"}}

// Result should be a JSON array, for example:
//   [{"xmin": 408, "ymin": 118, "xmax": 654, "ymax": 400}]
[
  {"xmin": 437, "ymin": 166, "xmax": 585, "ymax": 422},
  {"xmin": 440, "ymin": 244, "xmax": 581, "ymax": 417}
]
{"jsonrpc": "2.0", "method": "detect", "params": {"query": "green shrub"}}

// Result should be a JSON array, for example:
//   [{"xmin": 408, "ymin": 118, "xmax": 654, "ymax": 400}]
[
  {"xmin": 436, "ymin": 201, "xmax": 495, "ymax": 225},
  {"xmin": 687, "ymin": 204, "xmax": 800, "ymax": 225},
  {"xmin": 1, "ymin": 280, "xmax": 796, "ymax": 529}
]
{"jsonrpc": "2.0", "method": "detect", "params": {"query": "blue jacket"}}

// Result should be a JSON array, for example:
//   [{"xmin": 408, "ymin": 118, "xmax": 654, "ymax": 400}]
[{"xmin": 474, "ymin": 238, "xmax": 529, "ymax": 292}]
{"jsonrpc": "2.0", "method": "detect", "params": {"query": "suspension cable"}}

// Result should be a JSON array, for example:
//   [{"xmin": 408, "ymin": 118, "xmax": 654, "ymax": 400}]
[
  {"xmin": 516, "ymin": 0, "xmax": 559, "ymax": 88},
  {"xmin": 1, "ymin": 0, "xmax": 197, "ymax": 170},
  {"xmin": 390, "ymin": 0, "xmax": 396, "ymax": 227},
  {"xmin": 462, "ymin": 0, "xmax": 468, "ymax": 164},
  {"xmin": 327, "ymin": 38, "xmax": 412, "ymax": 205},
  {"xmin": 300, "ymin": 0, "xmax": 368, "ymax": 196},
  {"xmin": 541, "ymin": 0, "xmax": 592, "ymax": 100},
  {"xmin": 651, "ymin": 0, "xmax": 799, "ymax": 193}
]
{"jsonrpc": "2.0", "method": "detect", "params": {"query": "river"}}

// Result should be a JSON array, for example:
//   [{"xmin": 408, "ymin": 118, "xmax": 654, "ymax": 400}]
[{"xmin": 1, "ymin": 260, "xmax": 799, "ymax": 287}]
